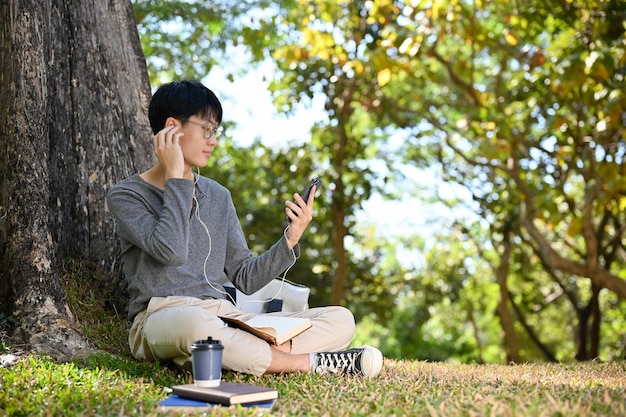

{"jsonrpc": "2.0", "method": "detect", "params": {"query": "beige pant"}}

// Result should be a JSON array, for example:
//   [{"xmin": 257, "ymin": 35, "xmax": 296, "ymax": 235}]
[{"xmin": 129, "ymin": 296, "xmax": 355, "ymax": 376}]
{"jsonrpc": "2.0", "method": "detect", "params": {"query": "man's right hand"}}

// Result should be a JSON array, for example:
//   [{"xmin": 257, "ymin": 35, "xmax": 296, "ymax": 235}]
[{"xmin": 154, "ymin": 125, "xmax": 185, "ymax": 179}]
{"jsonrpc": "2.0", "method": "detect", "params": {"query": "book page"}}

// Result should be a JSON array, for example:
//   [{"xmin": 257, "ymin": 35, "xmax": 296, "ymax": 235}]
[{"xmin": 220, "ymin": 315, "xmax": 312, "ymax": 345}]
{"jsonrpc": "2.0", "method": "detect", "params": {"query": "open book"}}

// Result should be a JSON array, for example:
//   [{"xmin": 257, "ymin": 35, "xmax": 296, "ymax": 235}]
[
  {"xmin": 171, "ymin": 381, "xmax": 278, "ymax": 406},
  {"xmin": 220, "ymin": 315, "xmax": 312, "ymax": 345}
]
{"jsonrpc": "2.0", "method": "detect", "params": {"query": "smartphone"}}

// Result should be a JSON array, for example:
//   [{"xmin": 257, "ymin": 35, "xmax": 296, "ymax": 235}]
[
  {"xmin": 300, "ymin": 176, "xmax": 321, "ymax": 203},
  {"xmin": 288, "ymin": 177, "xmax": 322, "ymax": 223}
]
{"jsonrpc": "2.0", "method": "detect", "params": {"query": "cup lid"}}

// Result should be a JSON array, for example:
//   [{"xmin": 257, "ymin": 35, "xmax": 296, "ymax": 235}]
[{"xmin": 191, "ymin": 336, "xmax": 223, "ymax": 350}]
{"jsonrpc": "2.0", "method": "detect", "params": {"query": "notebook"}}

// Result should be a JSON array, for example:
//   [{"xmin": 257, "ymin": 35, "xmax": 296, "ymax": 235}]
[{"xmin": 171, "ymin": 381, "xmax": 278, "ymax": 406}]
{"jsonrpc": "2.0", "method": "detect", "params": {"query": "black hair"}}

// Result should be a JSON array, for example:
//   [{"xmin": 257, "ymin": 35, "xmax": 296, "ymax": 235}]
[{"xmin": 148, "ymin": 80, "xmax": 223, "ymax": 134}]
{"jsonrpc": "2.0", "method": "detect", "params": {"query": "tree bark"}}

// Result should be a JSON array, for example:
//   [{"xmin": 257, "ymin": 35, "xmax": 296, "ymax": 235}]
[{"xmin": 0, "ymin": 0, "xmax": 153, "ymax": 361}]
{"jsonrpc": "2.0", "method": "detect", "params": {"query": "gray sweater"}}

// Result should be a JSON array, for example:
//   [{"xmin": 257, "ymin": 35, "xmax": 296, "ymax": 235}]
[{"xmin": 106, "ymin": 174, "xmax": 299, "ymax": 321}]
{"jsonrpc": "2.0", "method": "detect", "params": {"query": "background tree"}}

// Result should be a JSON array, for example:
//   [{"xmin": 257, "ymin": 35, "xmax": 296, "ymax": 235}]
[
  {"xmin": 131, "ymin": 0, "xmax": 626, "ymax": 361},
  {"xmin": 398, "ymin": 0, "xmax": 626, "ymax": 360},
  {"xmin": 233, "ymin": 0, "xmax": 625, "ymax": 360},
  {"xmin": 0, "ymin": 0, "xmax": 152, "ymax": 359}
]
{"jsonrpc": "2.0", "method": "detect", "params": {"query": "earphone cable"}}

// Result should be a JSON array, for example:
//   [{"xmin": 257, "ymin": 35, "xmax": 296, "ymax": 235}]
[
  {"xmin": 193, "ymin": 171, "xmax": 296, "ymax": 308},
  {"xmin": 193, "ymin": 172, "xmax": 237, "ymax": 305},
  {"xmin": 238, "ymin": 225, "xmax": 297, "ymax": 310}
]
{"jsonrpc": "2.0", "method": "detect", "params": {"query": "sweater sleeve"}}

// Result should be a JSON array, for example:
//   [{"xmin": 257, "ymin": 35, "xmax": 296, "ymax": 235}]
[
  {"xmin": 221, "ymin": 198, "xmax": 301, "ymax": 295},
  {"xmin": 107, "ymin": 178, "xmax": 195, "ymax": 265}
]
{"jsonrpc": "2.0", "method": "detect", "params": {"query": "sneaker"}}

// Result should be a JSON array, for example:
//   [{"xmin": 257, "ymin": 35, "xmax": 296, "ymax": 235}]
[{"xmin": 314, "ymin": 346, "xmax": 383, "ymax": 377}]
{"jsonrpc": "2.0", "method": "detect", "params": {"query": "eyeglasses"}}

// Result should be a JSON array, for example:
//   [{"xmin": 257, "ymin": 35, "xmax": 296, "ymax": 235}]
[{"xmin": 186, "ymin": 119, "xmax": 224, "ymax": 140}]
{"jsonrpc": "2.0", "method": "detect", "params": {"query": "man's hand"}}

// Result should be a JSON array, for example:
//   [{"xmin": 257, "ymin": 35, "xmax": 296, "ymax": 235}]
[
  {"xmin": 284, "ymin": 185, "xmax": 316, "ymax": 248},
  {"xmin": 154, "ymin": 125, "xmax": 185, "ymax": 179}
]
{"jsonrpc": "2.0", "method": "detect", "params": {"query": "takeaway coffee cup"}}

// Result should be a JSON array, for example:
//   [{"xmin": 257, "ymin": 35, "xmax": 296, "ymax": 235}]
[{"xmin": 190, "ymin": 336, "xmax": 224, "ymax": 387}]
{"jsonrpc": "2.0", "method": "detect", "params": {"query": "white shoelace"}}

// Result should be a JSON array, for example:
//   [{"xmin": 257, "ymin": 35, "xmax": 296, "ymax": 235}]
[{"xmin": 316, "ymin": 351, "xmax": 360, "ymax": 374}]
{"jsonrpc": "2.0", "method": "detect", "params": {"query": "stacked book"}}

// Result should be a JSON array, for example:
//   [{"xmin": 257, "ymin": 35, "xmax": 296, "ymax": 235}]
[{"xmin": 159, "ymin": 381, "xmax": 278, "ymax": 413}]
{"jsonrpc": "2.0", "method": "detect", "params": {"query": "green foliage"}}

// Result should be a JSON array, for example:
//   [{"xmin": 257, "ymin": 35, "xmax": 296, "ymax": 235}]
[
  {"xmin": 252, "ymin": 0, "xmax": 626, "ymax": 360},
  {"xmin": 364, "ymin": 228, "xmax": 507, "ymax": 363},
  {"xmin": 132, "ymin": 0, "xmax": 280, "ymax": 86}
]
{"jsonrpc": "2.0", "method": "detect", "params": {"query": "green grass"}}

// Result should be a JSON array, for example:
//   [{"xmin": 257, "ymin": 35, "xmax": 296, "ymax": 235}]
[
  {"xmin": 0, "ymin": 262, "xmax": 624, "ymax": 416},
  {"xmin": 1, "ymin": 354, "xmax": 625, "ymax": 416}
]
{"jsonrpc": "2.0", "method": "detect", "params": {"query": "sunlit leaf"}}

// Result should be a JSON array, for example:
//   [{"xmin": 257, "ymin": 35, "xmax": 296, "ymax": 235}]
[
  {"xmin": 377, "ymin": 68, "xmax": 392, "ymax": 87},
  {"xmin": 503, "ymin": 29, "xmax": 518, "ymax": 46}
]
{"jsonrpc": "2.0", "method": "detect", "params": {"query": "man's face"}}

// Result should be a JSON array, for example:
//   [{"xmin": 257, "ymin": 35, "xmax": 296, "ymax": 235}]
[{"xmin": 179, "ymin": 116, "xmax": 222, "ymax": 168}]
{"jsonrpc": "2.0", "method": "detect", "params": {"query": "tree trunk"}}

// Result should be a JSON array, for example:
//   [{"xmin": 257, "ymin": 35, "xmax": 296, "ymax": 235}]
[
  {"xmin": 329, "ymin": 85, "xmax": 352, "ymax": 306},
  {"xmin": 575, "ymin": 284, "xmax": 602, "ymax": 361},
  {"xmin": 494, "ymin": 227, "xmax": 521, "ymax": 363},
  {"xmin": 575, "ymin": 302, "xmax": 591, "ymax": 361},
  {"xmin": 330, "ymin": 167, "xmax": 348, "ymax": 305},
  {"xmin": 508, "ymin": 292, "xmax": 557, "ymax": 362},
  {"xmin": 0, "ymin": 0, "xmax": 153, "ymax": 361},
  {"xmin": 589, "ymin": 285, "xmax": 601, "ymax": 359}
]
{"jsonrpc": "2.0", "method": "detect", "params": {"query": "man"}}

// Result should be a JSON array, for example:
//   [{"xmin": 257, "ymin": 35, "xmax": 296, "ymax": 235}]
[{"xmin": 107, "ymin": 80, "xmax": 382, "ymax": 377}]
